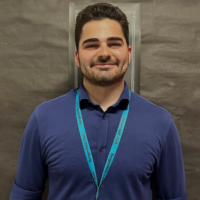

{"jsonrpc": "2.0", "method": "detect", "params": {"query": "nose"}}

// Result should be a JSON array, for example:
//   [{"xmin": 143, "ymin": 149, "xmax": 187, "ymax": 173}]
[{"xmin": 97, "ymin": 44, "xmax": 111, "ymax": 61}]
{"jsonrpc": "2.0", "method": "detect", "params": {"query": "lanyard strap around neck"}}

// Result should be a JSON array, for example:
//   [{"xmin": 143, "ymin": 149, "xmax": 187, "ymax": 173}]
[{"xmin": 75, "ymin": 89, "xmax": 131, "ymax": 199}]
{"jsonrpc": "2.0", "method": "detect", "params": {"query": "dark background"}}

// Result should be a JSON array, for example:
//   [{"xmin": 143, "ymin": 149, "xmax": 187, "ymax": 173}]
[{"xmin": 0, "ymin": 0, "xmax": 199, "ymax": 199}]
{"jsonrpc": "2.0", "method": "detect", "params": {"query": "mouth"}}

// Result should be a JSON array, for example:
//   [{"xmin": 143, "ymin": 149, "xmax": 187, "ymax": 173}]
[{"xmin": 94, "ymin": 63, "xmax": 115, "ymax": 67}]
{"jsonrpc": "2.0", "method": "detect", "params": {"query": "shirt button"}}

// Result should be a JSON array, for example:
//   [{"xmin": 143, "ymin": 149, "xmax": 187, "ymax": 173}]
[
  {"xmin": 102, "ymin": 115, "xmax": 105, "ymax": 120},
  {"xmin": 100, "ymin": 148, "xmax": 104, "ymax": 152}
]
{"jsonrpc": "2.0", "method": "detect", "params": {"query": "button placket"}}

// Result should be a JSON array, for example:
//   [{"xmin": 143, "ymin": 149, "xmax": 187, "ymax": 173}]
[
  {"xmin": 96, "ymin": 113, "xmax": 108, "ymax": 181},
  {"xmin": 100, "ymin": 147, "xmax": 104, "ymax": 152}
]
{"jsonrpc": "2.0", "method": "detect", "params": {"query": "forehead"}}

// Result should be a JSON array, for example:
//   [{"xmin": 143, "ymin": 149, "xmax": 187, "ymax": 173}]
[{"xmin": 80, "ymin": 18, "xmax": 125, "ymax": 42}]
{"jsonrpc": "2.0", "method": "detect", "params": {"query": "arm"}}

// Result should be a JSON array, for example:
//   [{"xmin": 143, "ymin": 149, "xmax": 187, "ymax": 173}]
[
  {"xmin": 154, "ymin": 119, "xmax": 187, "ymax": 200},
  {"xmin": 10, "ymin": 109, "xmax": 47, "ymax": 200}
]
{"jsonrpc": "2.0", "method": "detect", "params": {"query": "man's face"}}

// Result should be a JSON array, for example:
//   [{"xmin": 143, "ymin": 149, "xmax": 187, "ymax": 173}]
[{"xmin": 75, "ymin": 18, "xmax": 132, "ymax": 87}]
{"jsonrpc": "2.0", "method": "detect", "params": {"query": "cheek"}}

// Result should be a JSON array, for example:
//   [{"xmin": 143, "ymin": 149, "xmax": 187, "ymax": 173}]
[
  {"xmin": 80, "ymin": 52, "xmax": 96, "ymax": 64},
  {"xmin": 113, "ymin": 50, "xmax": 127, "ymax": 62}
]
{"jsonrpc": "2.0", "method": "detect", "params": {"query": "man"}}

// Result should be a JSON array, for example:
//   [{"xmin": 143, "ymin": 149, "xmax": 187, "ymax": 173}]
[{"xmin": 10, "ymin": 3, "xmax": 187, "ymax": 200}]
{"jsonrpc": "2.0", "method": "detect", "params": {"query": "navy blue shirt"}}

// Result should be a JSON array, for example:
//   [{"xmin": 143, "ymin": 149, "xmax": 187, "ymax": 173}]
[{"xmin": 10, "ymin": 82, "xmax": 187, "ymax": 200}]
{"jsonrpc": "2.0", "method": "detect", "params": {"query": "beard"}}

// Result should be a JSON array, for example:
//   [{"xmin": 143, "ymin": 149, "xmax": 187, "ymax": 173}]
[{"xmin": 79, "ymin": 56, "xmax": 129, "ymax": 87}]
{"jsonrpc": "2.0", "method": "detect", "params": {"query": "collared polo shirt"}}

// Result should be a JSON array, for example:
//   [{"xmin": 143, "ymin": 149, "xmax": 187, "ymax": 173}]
[{"xmin": 10, "ymin": 81, "xmax": 187, "ymax": 200}]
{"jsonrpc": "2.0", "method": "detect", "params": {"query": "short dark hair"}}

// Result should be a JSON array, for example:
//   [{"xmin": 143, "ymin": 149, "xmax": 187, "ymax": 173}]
[{"xmin": 75, "ymin": 3, "xmax": 129, "ymax": 53}]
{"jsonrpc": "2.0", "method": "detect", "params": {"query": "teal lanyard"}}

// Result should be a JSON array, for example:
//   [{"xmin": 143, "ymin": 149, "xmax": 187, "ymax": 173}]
[{"xmin": 75, "ymin": 89, "xmax": 131, "ymax": 199}]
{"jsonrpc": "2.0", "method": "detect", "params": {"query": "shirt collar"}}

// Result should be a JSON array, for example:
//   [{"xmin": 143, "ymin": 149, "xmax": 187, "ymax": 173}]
[{"xmin": 79, "ymin": 81, "xmax": 130, "ymax": 110}]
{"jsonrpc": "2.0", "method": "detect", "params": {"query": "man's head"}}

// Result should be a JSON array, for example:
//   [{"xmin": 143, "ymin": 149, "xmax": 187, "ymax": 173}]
[
  {"xmin": 74, "ymin": 3, "xmax": 132, "ymax": 87},
  {"xmin": 75, "ymin": 3, "xmax": 129, "ymax": 53}
]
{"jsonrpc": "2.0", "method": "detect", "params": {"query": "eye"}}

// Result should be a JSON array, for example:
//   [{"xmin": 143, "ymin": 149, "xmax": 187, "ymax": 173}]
[
  {"xmin": 86, "ymin": 45, "xmax": 98, "ymax": 48},
  {"xmin": 85, "ymin": 43, "xmax": 121, "ymax": 49},
  {"xmin": 111, "ymin": 43, "xmax": 120, "ymax": 45},
  {"xmin": 109, "ymin": 43, "xmax": 121, "ymax": 47}
]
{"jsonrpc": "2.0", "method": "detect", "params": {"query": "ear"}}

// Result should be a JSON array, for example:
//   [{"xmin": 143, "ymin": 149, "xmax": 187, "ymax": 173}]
[
  {"xmin": 128, "ymin": 45, "xmax": 132, "ymax": 64},
  {"xmin": 75, "ymin": 49, "xmax": 80, "ymax": 67}
]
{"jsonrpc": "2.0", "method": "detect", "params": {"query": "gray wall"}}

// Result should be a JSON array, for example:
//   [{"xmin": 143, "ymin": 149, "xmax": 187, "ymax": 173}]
[{"xmin": 0, "ymin": 0, "xmax": 199, "ymax": 199}]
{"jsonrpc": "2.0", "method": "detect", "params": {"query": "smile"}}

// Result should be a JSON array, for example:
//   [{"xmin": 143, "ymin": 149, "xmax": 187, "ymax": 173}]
[{"xmin": 94, "ymin": 64, "xmax": 115, "ymax": 66}]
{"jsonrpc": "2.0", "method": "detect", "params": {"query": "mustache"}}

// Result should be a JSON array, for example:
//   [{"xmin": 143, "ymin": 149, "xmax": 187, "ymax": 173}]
[{"xmin": 91, "ymin": 59, "xmax": 120, "ymax": 67}]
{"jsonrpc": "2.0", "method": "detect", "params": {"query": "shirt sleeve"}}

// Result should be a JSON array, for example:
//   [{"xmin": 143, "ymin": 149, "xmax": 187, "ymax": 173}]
[
  {"xmin": 154, "ymin": 119, "xmax": 187, "ymax": 200},
  {"xmin": 10, "ymin": 109, "xmax": 47, "ymax": 200}
]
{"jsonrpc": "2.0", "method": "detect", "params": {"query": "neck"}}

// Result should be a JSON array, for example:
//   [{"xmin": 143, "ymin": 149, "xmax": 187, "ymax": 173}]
[{"xmin": 83, "ymin": 79, "xmax": 125, "ymax": 112}]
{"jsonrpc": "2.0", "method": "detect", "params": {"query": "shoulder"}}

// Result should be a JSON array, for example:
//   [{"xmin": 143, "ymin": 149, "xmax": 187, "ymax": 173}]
[
  {"xmin": 130, "ymin": 91, "xmax": 171, "ymax": 117},
  {"xmin": 36, "ymin": 88, "xmax": 78, "ymax": 111},
  {"xmin": 33, "ymin": 88, "xmax": 78, "ymax": 121},
  {"xmin": 131, "ymin": 91, "xmax": 170, "ymax": 113},
  {"xmin": 129, "ymin": 91, "xmax": 173, "ymax": 133}
]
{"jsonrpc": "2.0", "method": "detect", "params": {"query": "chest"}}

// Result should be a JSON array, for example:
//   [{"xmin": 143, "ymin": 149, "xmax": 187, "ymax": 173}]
[{"xmin": 41, "ymin": 110, "xmax": 161, "ymax": 183}]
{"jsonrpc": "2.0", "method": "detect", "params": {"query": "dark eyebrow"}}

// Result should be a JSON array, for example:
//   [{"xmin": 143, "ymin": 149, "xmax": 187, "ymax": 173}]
[
  {"xmin": 107, "ymin": 37, "xmax": 124, "ymax": 43},
  {"xmin": 82, "ymin": 38, "xmax": 99, "ymax": 46},
  {"xmin": 82, "ymin": 37, "xmax": 124, "ymax": 46}
]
